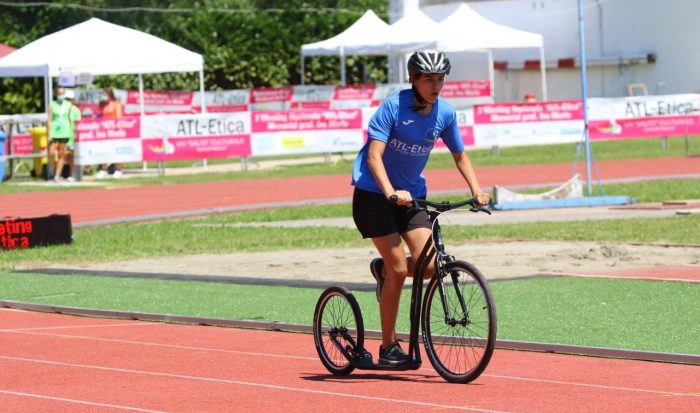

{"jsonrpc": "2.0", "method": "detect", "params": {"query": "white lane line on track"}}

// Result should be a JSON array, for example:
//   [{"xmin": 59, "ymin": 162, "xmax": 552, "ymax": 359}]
[
  {"xmin": 0, "ymin": 356, "xmax": 509, "ymax": 413},
  {"xmin": 0, "ymin": 389, "xmax": 168, "ymax": 413},
  {"xmin": 2, "ymin": 329, "xmax": 697, "ymax": 399},
  {"xmin": 0, "ymin": 329, "xmax": 317, "ymax": 361},
  {"xmin": 0, "ymin": 322, "xmax": 161, "ymax": 332}
]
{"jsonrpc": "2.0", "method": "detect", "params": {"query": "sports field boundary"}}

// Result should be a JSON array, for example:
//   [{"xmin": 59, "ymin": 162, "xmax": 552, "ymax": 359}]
[{"xmin": 2, "ymin": 300, "xmax": 698, "ymax": 366}]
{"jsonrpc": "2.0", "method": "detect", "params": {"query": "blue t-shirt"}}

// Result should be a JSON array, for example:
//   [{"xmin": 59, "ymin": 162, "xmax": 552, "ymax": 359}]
[{"xmin": 351, "ymin": 89, "xmax": 464, "ymax": 197}]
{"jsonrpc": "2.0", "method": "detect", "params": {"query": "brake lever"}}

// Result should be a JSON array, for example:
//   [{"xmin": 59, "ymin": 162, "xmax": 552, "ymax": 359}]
[{"xmin": 470, "ymin": 206, "xmax": 492, "ymax": 215}]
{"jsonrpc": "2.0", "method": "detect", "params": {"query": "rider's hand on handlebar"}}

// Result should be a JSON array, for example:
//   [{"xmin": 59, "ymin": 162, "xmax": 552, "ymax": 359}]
[
  {"xmin": 388, "ymin": 190, "xmax": 413, "ymax": 206},
  {"xmin": 474, "ymin": 191, "xmax": 491, "ymax": 206}
]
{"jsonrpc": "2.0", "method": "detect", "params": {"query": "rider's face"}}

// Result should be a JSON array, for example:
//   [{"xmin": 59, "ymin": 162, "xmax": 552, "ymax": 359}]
[{"xmin": 412, "ymin": 73, "xmax": 445, "ymax": 104}]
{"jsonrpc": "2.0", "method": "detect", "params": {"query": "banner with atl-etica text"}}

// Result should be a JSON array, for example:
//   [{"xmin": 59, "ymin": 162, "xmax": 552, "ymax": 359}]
[
  {"xmin": 140, "ymin": 112, "xmax": 251, "ymax": 161},
  {"xmin": 588, "ymin": 94, "xmax": 700, "ymax": 140}
]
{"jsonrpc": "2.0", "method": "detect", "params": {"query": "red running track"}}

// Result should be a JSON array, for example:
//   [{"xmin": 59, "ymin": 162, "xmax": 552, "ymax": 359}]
[
  {"xmin": 1, "ymin": 309, "xmax": 698, "ymax": 413},
  {"xmin": 1, "ymin": 157, "xmax": 699, "ymax": 225}
]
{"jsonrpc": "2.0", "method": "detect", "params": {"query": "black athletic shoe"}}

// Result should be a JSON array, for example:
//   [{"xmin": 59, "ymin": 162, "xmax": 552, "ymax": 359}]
[
  {"xmin": 379, "ymin": 341, "xmax": 411, "ymax": 366},
  {"xmin": 370, "ymin": 258, "xmax": 384, "ymax": 302}
]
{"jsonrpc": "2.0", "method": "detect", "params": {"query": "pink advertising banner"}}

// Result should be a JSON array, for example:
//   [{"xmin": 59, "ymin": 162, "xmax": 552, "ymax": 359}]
[
  {"xmin": 250, "ymin": 86, "xmax": 294, "ymax": 104},
  {"xmin": 125, "ymin": 90, "xmax": 194, "ymax": 114},
  {"xmin": 590, "ymin": 114, "xmax": 700, "ymax": 140},
  {"xmin": 474, "ymin": 100, "xmax": 584, "ymax": 124},
  {"xmin": 251, "ymin": 109, "xmax": 363, "ymax": 133},
  {"xmin": 76, "ymin": 116, "xmax": 140, "ymax": 142},
  {"xmin": 440, "ymin": 80, "xmax": 492, "ymax": 98},
  {"xmin": 74, "ymin": 116, "xmax": 142, "ymax": 164}
]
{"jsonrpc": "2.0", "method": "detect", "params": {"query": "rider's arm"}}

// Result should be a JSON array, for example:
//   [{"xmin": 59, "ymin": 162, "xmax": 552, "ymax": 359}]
[
  {"xmin": 367, "ymin": 139, "xmax": 394, "ymax": 197},
  {"xmin": 452, "ymin": 150, "xmax": 490, "ymax": 205},
  {"xmin": 367, "ymin": 139, "xmax": 412, "ymax": 205}
]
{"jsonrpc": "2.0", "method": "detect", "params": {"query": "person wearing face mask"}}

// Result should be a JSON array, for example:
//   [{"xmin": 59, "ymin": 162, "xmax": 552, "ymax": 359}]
[
  {"xmin": 47, "ymin": 87, "xmax": 81, "ymax": 182},
  {"xmin": 96, "ymin": 87, "xmax": 125, "ymax": 179}
]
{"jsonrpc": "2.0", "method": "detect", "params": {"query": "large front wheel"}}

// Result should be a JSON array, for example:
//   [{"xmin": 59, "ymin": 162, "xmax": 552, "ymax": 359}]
[
  {"xmin": 312, "ymin": 286, "xmax": 364, "ymax": 376},
  {"xmin": 422, "ymin": 261, "xmax": 497, "ymax": 383}
]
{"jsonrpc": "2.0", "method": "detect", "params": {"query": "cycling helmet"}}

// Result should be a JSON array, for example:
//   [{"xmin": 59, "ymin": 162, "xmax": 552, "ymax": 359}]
[{"xmin": 407, "ymin": 50, "xmax": 451, "ymax": 77}]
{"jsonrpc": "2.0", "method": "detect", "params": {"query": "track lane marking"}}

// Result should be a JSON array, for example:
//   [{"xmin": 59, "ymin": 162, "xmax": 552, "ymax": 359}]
[
  {"xmin": 0, "ymin": 322, "xmax": 160, "ymax": 332},
  {"xmin": 1, "ymin": 329, "xmax": 697, "ymax": 398},
  {"xmin": 0, "ymin": 389, "xmax": 168, "ymax": 412},
  {"xmin": 0, "ymin": 356, "xmax": 509, "ymax": 413}
]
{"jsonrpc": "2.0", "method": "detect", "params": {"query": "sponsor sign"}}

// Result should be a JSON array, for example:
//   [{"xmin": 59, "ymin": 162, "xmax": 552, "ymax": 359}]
[
  {"xmin": 588, "ymin": 94, "xmax": 700, "ymax": 139},
  {"xmin": 125, "ymin": 90, "xmax": 194, "ymax": 114},
  {"xmin": 141, "ymin": 113, "xmax": 251, "ymax": 161},
  {"xmin": 75, "ymin": 116, "xmax": 142, "ymax": 164},
  {"xmin": 250, "ymin": 109, "xmax": 363, "ymax": 155},
  {"xmin": 474, "ymin": 100, "xmax": 584, "ymax": 147}
]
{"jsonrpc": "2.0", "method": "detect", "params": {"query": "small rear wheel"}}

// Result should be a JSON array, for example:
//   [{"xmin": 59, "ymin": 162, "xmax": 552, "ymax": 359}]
[
  {"xmin": 422, "ymin": 261, "xmax": 497, "ymax": 383},
  {"xmin": 312, "ymin": 286, "xmax": 364, "ymax": 375}
]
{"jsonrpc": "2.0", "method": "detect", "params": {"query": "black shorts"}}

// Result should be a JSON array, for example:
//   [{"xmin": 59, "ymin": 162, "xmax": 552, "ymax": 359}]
[{"xmin": 352, "ymin": 187, "xmax": 431, "ymax": 239}]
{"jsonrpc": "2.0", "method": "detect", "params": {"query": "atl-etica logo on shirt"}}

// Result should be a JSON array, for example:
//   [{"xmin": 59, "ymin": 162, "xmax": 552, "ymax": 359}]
[{"xmin": 388, "ymin": 137, "xmax": 432, "ymax": 156}]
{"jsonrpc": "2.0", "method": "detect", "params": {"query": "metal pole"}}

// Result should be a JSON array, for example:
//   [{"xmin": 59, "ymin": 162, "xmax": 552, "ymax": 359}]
[
  {"xmin": 340, "ymin": 46, "xmax": 346, "ymax": 85},
  {"xmin": 539, "ymin": 45, "xmax": 548, "ymax": 101},
  {"xmin": 300, "ymin": 51, "xmax": 305, "ymax": 85},
  {"xmin": 578, "ymin": 0, "xmax": 592, "ymax": 196},
  {"xmin": 487, "ymin": 50, "xmax": 495, "ymax": 101}
]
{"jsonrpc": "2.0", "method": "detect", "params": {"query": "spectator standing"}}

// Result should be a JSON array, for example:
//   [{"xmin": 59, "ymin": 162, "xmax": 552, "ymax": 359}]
[
  {"xmin": 48, "ymin": 87, "xmax": 81, "ymax": 181},
  {"xmin": 96, "ymin": 87, "xmax": 125, "ymax": 179}
]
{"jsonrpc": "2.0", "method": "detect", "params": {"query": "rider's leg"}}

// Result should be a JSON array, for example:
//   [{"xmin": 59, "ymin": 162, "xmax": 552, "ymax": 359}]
[
  {"xmin": 371, "ymin": 232, "xmax": 409, "ymax": 348},
  {"xmin": 402, "ymin": 227, "xmax": 435, "ymax": 279}
]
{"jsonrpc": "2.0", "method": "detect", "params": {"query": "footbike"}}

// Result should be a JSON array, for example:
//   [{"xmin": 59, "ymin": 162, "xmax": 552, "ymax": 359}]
[{"xmin": 312, "ymin": 197, "xmax": 497, "ymax": 383}]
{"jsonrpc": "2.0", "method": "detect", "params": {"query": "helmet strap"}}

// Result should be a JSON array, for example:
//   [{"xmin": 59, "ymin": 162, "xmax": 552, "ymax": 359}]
[{"xmin": 410, "ymin": 83, "xmax": 429, "ymax": 112}]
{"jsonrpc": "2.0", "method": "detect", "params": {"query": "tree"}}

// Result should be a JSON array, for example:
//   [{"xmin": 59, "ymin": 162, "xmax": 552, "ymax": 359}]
[{"xmin": 0, "ymin": 0, "xmax": 388, "ymax": 114}]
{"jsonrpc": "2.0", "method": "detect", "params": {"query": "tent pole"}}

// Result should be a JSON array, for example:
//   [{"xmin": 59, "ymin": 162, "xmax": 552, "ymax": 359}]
[
  {"xmin": 138, "ymin": 73, "xmax": 145, "ymax": 116},
  {"xmin": 487, "ymin": 50, "xmax": 495, "ymax": 101},
  {"xmin": 199, "ymin": 69, "xmax": 206, "ymax": 113},
  {"xmin": 340, "ymin": 46, "xmax": 346, "ymax": 85},
  {"xmin": 45, "ymin": 74, "xmax": 51, "ymax": 112},
  {"xmin": 540, "ymin": 46, "xmax": 548, "ymax": 101},
  {"xmin": 300, "ymin": 52, "xmax": 305, "ymax": 85}
]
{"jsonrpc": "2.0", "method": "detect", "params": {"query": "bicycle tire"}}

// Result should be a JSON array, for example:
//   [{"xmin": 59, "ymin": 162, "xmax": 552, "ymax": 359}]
[
  {"xmin": 422, "ymin": 260, "xmax": 497, "ymax": 383},
  {"xmin": 312, "ymin": 286, "xmax": 364, "ymax": 376}
]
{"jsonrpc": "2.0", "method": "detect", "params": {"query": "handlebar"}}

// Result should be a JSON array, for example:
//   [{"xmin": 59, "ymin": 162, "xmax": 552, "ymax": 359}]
[{"xmin": 389, "ymin": 195, "xmax": 492, "ymax": 215}]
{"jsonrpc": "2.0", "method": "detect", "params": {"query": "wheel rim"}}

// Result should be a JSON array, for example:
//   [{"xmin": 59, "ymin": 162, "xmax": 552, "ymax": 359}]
[{"xmin": 426, "ymin": 269, "xmax": 493, "ymax": 376}]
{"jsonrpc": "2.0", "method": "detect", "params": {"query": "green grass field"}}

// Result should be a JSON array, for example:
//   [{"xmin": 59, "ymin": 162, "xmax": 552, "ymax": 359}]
[{"xmin": 2, "ymin": 272, "xmax": 698, "ymax": 355}]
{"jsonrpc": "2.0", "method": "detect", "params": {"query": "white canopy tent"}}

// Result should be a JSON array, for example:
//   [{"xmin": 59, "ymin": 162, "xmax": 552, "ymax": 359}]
[
  {"xmin": 300, "ymin": 4, "xmax": 547, "ymax": 100},
  {"xmin": 300, "ymin": 10, "xmax": 390, "ymax": 85},
  {"xmin": 0, "ymin": 18, "xmax": 206, "ymax": 113},
  {"xmin": 432, "ymin": 4, "xmax": 547, "ymax": 100}
]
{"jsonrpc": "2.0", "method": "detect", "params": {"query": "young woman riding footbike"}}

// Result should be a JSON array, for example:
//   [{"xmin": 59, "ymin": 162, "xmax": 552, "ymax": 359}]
[{"xmin": 313, "ymin": 50, "xmax": 495, "ymax": 383}]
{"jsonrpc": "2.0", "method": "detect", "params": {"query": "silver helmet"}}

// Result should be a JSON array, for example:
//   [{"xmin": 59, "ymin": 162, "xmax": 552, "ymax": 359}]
[{"xmin": 407, "ymin": 50, "xmax": 451, "ymax": 76}]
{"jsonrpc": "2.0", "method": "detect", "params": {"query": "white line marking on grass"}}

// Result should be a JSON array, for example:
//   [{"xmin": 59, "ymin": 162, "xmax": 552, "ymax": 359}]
[
  {"xmin": 0, "ymin": 389, "xmax": 168, "ymax": 412},
  {"xmin": 0, "ymin": 356, "xmax": 508, "ymax": 413}
]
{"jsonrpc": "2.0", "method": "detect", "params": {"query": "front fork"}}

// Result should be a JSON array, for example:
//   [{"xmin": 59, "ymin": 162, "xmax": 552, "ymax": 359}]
[{"xmin": 435, "ymin": 253, "xmax": 470, "ymax": 326}]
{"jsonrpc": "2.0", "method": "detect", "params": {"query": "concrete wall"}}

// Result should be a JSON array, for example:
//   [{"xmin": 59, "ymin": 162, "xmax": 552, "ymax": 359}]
[{"xmin": 400, "ymin": 0, "xmax": 700, "ymax": 102}]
